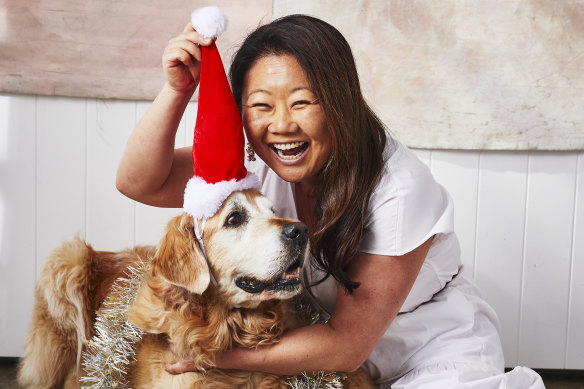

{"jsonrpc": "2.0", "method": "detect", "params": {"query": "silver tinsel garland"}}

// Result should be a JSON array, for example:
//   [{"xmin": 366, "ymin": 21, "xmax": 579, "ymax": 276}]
[
  {"xmin": 283, "ymin": 295, "xmax": 346, "ymax": 389},
  {"xmin": 79, "ymin": 263, "xmax": 346, "ymax": 389},
  {"xmin": 80, "ymin": 261, "xmax": 149, "ymax": 389},
  {"xmin": 285, "ymin": 371, "xmax": 347, "ymax": 389}
]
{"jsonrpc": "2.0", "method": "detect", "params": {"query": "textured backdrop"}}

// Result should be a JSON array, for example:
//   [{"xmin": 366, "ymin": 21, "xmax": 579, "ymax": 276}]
[
  {"xmin": 274, "ymin": 0, "xmax": 584, "ymax": 150},
  {"xmin": 1, "ymin": 0, "xmax": 582, "ymax": 150},
  {"xmin": 0, "ymin": 0, "xmax": 272, "ymax": 100}
]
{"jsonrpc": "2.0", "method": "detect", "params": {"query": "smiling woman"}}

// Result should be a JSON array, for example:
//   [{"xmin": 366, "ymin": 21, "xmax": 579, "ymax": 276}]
[
  {"xmin": 241, "ymin": 55, "xmax": 331, "ymax": 186},
  {"xmin": 116, "ymin": 8, "xmax": 545, "ymax": 389},
  {"xmin": 229, "ymin": 18, "xmax": 388, "ymax": 295}
]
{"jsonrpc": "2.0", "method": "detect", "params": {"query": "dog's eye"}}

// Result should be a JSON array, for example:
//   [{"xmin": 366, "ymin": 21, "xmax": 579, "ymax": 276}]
[{"xmin": 225, "ymin": 211, "xmax": 245, "ymax": 227}]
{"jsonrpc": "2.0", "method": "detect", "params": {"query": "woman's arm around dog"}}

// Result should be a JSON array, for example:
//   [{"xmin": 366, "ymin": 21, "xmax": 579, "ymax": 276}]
[{"xmin": 167, "ymin": 237, "xmax": 432, "ymax": 375}]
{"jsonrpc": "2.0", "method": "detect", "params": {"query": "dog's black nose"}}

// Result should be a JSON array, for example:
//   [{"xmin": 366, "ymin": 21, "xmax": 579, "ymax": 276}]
[{"xmin": 282, "ymin": 222, "xmax": 308, "ymax": 242}]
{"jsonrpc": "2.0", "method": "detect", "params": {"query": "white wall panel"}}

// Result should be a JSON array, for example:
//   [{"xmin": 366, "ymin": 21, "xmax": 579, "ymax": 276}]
[
  {"xmin": 519, "ymin": 153, "xmax": 578, "ymax": 368},
  {"xmin": 411, "ymin": 148, "xmax": 431, "ymax": 168},
  {"xmin": 566, "ymin": 152, "xmax": 584, "ymax": 369},
  {"xmin": 0, "ymin": 94, "xmax": 37, "ymax": 356},
  {"xmin": 36, "ymin": 96, "xmax": 87, "ymax": 272},
  {"xmin": 135, "ymin": 203, "xmax": 182, "ymax": 247},
  {"xmin": 431, "ymin": 151, "xmax": 480, "ymax": 274},
  {"xmin": 2, "ymin": 94, "xmax": 583, "ymax": 371},
  {"xmin": 474, "ymin": 152, "xmax": 529, "ymax": 366},
  {"xmin": 86, "ymin": 99, "xmax": 136, "ymax": 251}
]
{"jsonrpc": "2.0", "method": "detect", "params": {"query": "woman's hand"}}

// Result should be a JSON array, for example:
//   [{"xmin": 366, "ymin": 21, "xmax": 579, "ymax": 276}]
[
  {"xmin": 163, "ymin": 22, "xmax": 213, "ymax": 93},
  {"xmin": 164, "ymin": 343, "xmax": 215, "ymax": 375},
  {"xmin": 165, "ymin": 360, "xmax": 198, "ymax": 375}
]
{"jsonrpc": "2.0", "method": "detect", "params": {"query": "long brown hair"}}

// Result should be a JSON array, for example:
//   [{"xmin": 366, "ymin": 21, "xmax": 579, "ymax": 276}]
[{"xmin": 229, "ymin": 15, "xmax": 387, "ymax": 293}]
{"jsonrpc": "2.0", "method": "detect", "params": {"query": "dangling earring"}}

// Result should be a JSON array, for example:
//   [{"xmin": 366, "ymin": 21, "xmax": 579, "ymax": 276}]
[{"xmin": 246, "ymin": 142, "xmax": 256, "ymax": 162}]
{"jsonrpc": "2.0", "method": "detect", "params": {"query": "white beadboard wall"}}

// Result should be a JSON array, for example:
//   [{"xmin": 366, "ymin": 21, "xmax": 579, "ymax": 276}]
[{"xmin": 0, "ymin": 93, "xmax": 582, "ymax": 370}]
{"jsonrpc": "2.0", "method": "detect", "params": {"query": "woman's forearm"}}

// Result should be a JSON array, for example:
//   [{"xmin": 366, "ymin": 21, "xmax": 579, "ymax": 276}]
[
  {"xmin": 215, "ymin": 246, "xmax": 432, "ymax": 376},
  {"xmin": 217, "ymin": 322, "xmax": 366, "ymax": 375},
  {"xmin": 116, "ymin": 83, "xmax": 194, "ymax": 205}
]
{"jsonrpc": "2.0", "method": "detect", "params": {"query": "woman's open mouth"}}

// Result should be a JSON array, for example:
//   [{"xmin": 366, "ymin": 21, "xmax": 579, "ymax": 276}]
[{"xmin": 271, "ymin": 142, "xmax": 309, "ymax": 160}]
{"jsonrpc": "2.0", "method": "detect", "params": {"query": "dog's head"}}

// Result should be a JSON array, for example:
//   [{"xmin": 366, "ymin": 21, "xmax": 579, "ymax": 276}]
[{"xmin": 151, "ymin": 189, "xmax": 308, "ymax": 308}]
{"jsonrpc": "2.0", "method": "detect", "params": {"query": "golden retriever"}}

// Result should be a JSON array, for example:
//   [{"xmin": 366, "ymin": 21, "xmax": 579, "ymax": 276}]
[{"xmin": 17, "ymin": 189, "xmax": 374, "ymax": 388}]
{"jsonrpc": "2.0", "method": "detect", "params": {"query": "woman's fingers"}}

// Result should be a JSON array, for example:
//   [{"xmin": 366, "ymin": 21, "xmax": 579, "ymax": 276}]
[
  {"xmin": 165, "ymin": 39, "xmax": 201, "ymax": 63},
  {"xmin": 164, "ymin": 360, "xmax": 198, "ymax": 375},
  {"xmin": 161, "ymin": 22, "xmax": 216, "ymax": 92},
  {"xmin": 181, "ymin": 21, "xmax": 214, "ymax": 46},
  {"xmin": 164, "ymin": 33, "xmax": 213, "ymax": 68}
]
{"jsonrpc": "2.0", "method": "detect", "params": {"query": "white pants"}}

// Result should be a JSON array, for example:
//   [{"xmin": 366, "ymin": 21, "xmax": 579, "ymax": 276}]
[
  {"xmin": 391, "ymin": 365, "xmax": 545, "ymax": 388},
  {"xmin": 362, "ymin": 269, "xmax": 545, "ymax": 388}
]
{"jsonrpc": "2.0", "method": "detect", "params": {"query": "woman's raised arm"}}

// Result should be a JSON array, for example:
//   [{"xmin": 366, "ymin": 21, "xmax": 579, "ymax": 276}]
[{"xmin": 116, "ymin": 23, "xmax": 212, "ymax": 207}]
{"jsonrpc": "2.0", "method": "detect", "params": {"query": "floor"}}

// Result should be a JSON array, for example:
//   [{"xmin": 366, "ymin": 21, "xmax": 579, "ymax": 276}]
[{"xmin": 1, "ymin": 358, "xmax": 584, "ymax": 388}]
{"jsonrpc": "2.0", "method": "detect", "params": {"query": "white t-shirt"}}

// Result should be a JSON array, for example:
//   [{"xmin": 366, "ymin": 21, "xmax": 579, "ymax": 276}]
[
  {"xmin": 245, "ymin": 139, "xmax": 461, "ymax": 314},
  {"xmin": 245, "ymin": 141, "xmax": 541, "ymax": 387}
]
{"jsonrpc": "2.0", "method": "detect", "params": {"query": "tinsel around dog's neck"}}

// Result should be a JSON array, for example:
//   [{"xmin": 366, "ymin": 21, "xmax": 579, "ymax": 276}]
[
  {"xmin": 80, "ymin": 261, "xmax": 149, "ymax": 389},
  {"xmin": 78, "ymin": 261, "xmax": 346, "ymax": 389}
]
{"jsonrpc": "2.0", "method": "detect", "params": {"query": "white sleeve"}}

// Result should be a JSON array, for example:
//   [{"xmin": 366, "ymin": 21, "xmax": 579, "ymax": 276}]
[{"xmin": 359, "ymin": 146, "xmax": 454, "ymax": 256}]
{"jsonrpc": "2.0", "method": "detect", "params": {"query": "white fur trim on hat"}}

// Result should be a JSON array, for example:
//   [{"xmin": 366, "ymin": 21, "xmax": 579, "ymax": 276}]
[
  {"xmin": 191, "ymin": 6, "xmax": 228, "ymax": 39},
  {"xmin": 183, "ymin": 172, "xmax": 261, "ymax": 220}
]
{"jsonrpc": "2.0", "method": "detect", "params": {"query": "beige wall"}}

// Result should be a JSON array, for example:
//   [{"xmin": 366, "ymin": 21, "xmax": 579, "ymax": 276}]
[
  {"xmin": 1, "ymin": 0, "xmax": 582, "ymax": 149},
  {"xmin": 274, "ymin": 0, "xmax": 584, "ymax": 150},
  {"xmin": 0, "ymin": 0, "xmax": 272, "ymax": 100}
]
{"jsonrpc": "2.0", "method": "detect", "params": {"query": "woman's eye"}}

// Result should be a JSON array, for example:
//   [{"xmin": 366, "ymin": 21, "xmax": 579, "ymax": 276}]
[
  {"xmin": 292, "ymin": 100, "xmax": 310, "ymax": 107},
  {"xmin": 226, "ymin": 211, "xmax": 244, "ymax": 226},
  {"xmin": 252, "ymin": 103, "xmax": 271, "ymax": 109}
]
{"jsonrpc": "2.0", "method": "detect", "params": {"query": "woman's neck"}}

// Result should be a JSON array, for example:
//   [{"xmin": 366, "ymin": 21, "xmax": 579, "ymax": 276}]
[
  {"xmin": 294, "ymin": 182, "xmax": 317, "ymax": 234},
  {"xmin": 294, "ymin": 181, "xmax": 313, "ymax": 198}
]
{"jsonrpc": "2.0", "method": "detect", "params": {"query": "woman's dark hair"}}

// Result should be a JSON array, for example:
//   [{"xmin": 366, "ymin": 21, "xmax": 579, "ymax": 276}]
[{"xmin": 229, "ymin": 15, "xmax": 387, "ymax": 293}]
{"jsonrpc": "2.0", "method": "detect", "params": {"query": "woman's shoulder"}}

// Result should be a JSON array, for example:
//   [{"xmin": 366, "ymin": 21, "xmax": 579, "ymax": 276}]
[
  {"xmin": 376, "ymin": 138, "xmax": 437, "ymax": 196},
  {"xmin": 363, "ymin": 138, "xmax": 455, "ymax": 256}
]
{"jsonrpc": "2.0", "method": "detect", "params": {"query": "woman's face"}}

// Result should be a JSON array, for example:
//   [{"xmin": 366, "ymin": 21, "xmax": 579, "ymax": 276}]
[{"xmin": 242, "ymin": 54, "xmax": 331, "ymax": 185}]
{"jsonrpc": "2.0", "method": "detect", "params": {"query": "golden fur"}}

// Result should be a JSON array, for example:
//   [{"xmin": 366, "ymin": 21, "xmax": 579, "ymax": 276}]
[{"xmin": 17, "ymin": 189, "xmax": 375, "ymax": 389}]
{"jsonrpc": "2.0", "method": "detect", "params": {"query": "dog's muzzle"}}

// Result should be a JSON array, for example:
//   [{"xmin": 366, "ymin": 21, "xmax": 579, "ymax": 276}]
[{"xmin": 235, "ymin": 222, "xmax": 308, "ymax": 294}]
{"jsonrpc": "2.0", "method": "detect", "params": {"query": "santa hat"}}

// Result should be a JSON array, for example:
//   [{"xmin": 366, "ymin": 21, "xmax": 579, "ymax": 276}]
[{"xmin": 183, "ymin": 7, "xmax": 260, "ymax": 220}]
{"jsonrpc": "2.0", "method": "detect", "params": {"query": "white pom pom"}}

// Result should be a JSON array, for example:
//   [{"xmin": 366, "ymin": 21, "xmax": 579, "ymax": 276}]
[{"xmin": 191, "ymin": 6, "xmax": 228, "ymax": 39}]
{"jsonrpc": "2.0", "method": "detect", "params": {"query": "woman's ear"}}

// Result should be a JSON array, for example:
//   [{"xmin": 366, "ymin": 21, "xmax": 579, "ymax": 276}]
[{"xmin": 151, "ymin": 213, "xmax": 210, "ymax": 294}]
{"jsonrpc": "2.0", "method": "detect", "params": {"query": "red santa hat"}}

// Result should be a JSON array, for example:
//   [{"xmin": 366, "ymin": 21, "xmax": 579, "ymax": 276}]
[{"xmin": 183, "ymin": 6, "xmax": 260, "ymax": 220}]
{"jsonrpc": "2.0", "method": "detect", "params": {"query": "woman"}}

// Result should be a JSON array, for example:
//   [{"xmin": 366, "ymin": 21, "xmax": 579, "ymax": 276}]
[{"xmin": 116, "ymin": 14, "xmax": 544, "ymax": 388}]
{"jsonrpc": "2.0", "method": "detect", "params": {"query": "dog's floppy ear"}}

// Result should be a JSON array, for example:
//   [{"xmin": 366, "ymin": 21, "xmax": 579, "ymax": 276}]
[{"xmin": 151, "ymin": 213, "xmax": 211, "ymax": 294}]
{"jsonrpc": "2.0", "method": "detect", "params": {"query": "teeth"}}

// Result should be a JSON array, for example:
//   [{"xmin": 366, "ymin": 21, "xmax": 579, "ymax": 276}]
[
  {"xmin": 272, "ymin": 142, "xmax": 307, "ymax": 160},
  {"xmin": 277, "ymin": 152, "xmax": 298, "ymax": 160},
  {"xmin": 281, "ymin": 267, "xmax": 300, "ymax": 280},
  {"xmin": 273, "ymin": 142, "xmax": 305, "ymax": 150}
]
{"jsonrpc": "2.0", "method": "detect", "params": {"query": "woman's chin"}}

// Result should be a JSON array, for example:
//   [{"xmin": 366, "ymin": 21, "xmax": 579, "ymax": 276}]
[
  {"xmin": 273, "ymin": 168, "xmax": 305, "ymax": 183},
  {"xmin": 267, "ymin": 163, "xmax": 309, "ymax": 184}
]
